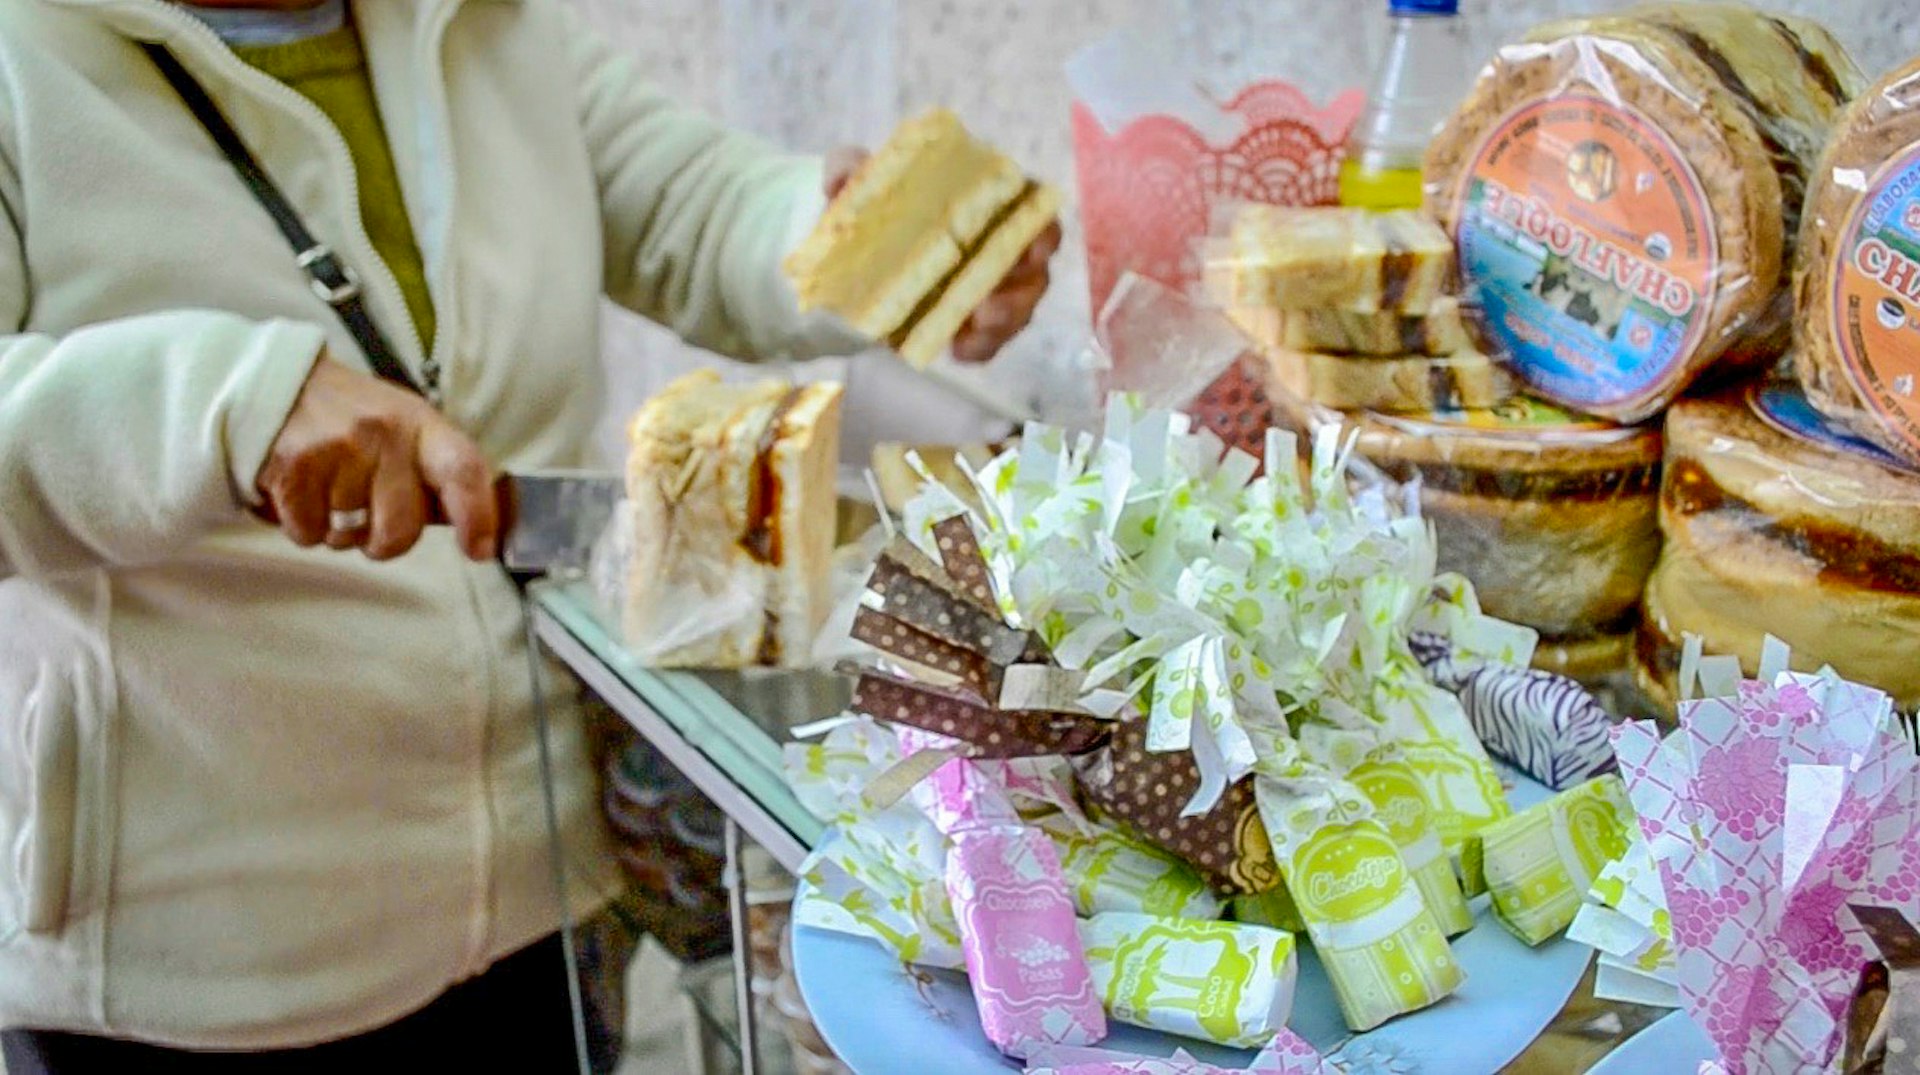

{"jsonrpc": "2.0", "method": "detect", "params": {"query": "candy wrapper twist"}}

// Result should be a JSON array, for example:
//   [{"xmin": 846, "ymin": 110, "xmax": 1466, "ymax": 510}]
[{"xmin": 1609, "ymin": 636, "xmax": 1920, "ymax": 1074}]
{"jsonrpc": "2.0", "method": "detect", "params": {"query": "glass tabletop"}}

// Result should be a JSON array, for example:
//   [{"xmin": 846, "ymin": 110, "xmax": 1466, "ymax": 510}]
[
  {"xmin": 532, "ymin": 578, "xmax": 851, "ymax": 865},
  {"xmin": 531, "ymin": 576, "xmax": 1692, "ymax": 1073}
]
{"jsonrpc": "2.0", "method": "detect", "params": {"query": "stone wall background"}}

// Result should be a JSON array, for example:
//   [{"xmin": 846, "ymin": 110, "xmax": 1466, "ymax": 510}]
[{"xmin": 565, "ymin": 0, "xmax": 1918, "ymax": 461}]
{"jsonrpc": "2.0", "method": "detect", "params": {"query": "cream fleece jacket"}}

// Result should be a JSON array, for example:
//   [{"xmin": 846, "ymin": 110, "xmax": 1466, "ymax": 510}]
[{"xmin": 0, "ymin": 0, "xmax": 860, "ymax": 1048}]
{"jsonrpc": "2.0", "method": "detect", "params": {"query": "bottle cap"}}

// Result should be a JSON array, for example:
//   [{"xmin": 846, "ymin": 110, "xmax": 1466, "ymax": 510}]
[{"xmin": 1390, "ymin": 0, "xmax": 1458, "ymax": 13}]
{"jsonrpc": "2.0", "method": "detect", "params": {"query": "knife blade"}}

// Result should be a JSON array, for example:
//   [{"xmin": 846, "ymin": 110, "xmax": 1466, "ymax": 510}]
[
  {"xmin": 253, "ymin": 468, "xmax": 624, "ymax": 575},
  {"xmin": 491, "ymin": 469, "xmax": 623, "ymax": 575}
]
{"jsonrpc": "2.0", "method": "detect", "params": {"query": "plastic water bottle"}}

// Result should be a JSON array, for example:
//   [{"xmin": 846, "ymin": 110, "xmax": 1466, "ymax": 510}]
[{"xmin": 1339, "ymin": 0, "xmax": 1472, "ymax": 209}]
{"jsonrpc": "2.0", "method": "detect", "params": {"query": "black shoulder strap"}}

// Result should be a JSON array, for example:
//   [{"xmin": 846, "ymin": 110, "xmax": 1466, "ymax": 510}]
[{"xmin": 141, "ymin": 43, "xmax": 428, "ymax": 401}]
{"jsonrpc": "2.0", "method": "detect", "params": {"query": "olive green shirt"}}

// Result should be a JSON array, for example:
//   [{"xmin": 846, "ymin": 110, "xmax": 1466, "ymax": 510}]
[{"xmin": 233, "ymin": 24, "xmax": 437, "ymax": 353}]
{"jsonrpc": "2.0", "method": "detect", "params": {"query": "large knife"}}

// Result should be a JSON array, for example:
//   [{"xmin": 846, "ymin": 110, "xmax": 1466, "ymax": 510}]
[
  {"xmin": 490, "ymin": 469, "xmax": 623, "ymax": 575},
  {"xmin": 252, "ymin": 469, "xmax": 623, "ymax": 574}
]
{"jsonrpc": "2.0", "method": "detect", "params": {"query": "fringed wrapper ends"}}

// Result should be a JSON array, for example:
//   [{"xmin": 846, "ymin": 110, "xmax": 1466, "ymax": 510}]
[{"xmin": 1611, "ymin": 637, "xmax": 1920, "ymax": 1074}]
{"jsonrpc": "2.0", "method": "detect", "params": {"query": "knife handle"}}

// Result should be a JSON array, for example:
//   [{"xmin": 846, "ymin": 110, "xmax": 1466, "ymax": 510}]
[{"xmin": 250, "ymin": 476, "xmax": 518, "ymax": 546}]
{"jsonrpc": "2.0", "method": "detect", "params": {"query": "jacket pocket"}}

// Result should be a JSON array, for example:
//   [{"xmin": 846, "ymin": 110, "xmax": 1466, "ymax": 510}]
[{"xmin": 17, "ymin": 660, "xmax": 79, "ymax": 935}]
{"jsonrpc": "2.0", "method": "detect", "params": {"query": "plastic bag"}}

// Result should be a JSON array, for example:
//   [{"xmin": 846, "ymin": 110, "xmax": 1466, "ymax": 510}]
[
  {"xmin": 1636, "ymin": 385, "xmax": 1920, "ymax": 715},
  {"xmin": 1793, "ymin": 53, "xmax": 1920, "ymax": 466},
  {"xmin": 1424, "ymin": 5, "xmax": 1866, "ymax": 424}
]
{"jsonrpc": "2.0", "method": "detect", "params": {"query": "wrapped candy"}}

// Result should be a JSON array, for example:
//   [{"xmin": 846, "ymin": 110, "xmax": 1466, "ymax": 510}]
[
  {"xmin": 1567, "ymin": 829, "xmax": 1680, "ymax": 1008},
  {"xmin": 1253, "ymin": 776, "xmax": 1463, "ymax": 1032},
  {"xmin": 1611, "ymin": 637, "xmax": 1920, "ymax": 1074},
  {"xmin": 913, "ymin": 741, "xmax": 1107, "ymax": 1057},
  {"xmin": 787, "ymin": 717, "xmax": 968, "ymax": 970},
  {"xmin": 1035, "ymin": 813, "xmax": 1222, "ymax": 920},
  {"xmin": 1078, "ymin": 912, "xmax": 1297, "ymax": 1048},
  {"xmin": 1471, "ymin": 775, "xmax": 1634, "ymax": 946}
]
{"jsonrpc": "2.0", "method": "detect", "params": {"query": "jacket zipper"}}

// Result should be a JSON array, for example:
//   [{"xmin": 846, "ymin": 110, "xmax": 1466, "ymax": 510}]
[
  {"xmin": 406, "ymin": 0, "xmax": 498, "ymax": 982},
  {"xmin": 137, "ymin": 1, "xmax": 436, "ymax": 402}
]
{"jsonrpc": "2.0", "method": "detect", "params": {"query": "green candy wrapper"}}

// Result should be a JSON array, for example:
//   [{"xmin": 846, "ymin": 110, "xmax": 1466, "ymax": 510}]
[
  {"xmin": 1256, "ymin": 776, "xmax": 1463, "ymax": 1032},
  {"xmin": 1473, "ymin": 775, "xmax": 1634, "ymax": 946},
  {"xmin": 1079, "ymin": 912, "xmax": 1298, "ymax": 1049},
  {"xmin": 1035, "ymin": 812, "xmax": 1223, "ymax": 920}
]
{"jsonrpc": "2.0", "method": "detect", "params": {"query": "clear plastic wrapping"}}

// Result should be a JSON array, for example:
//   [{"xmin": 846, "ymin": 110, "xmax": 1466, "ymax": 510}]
[
  {"xmin": 600, "ymin": 372, "xmax": 845, "ymax": 669},
  {"xmin": 1201, "ymin": 206, "xmax": 1453, "ymax": 315},
  {"xmin": 1264, "ymin": 379, "xmax": 1663, "ymax": 642},
  {"xmin": 1424, "ymin": 4, "xmax": 1866, "ymax": 424},
  {"xmin": 1635, "ymin": 385, "xmax": 1920, "ymax": 714},
  {"xmin": 1792, "ymin": 54, "xmax": 1920, "ymax": 467}
]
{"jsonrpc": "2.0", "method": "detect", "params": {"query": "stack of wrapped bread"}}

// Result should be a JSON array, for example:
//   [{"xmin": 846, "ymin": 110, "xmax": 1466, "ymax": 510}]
[{"xmin": 1214, "ymin": 207, "xmax": 1510, "ymax": 415}]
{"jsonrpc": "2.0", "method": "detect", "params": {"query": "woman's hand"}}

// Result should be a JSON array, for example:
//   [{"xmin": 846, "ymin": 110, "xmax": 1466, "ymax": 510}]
[
  {"xmin": 256, "ymin": 357, "xmax": 500, "ymax": 562},
  {"xmin": 824, "ymin": 148, "xmax": 1062, "ymax": 365}
]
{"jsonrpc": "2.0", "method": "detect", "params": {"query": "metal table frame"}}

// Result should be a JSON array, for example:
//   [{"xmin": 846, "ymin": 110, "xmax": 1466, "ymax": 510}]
[{"xmin": 533, "ymin": 593, "xmax": 816, "ymax": 1075}]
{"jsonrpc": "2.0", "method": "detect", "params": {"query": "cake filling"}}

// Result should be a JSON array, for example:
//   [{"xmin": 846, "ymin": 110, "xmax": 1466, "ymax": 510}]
[
  {"xmin": 739, "ymin": 387, "xmax": 807, "ymax": 567},
  {"xmin": 1383, "ymin": 458, "xmax": 1660, "ymax": 502},
  {"xmin": 887, "ymin": 180, "xmax": 1041, "ymax": 349},
  {"xmin": 1665, "ymin": 461, "xmax": 1920, "ymax": 594}
]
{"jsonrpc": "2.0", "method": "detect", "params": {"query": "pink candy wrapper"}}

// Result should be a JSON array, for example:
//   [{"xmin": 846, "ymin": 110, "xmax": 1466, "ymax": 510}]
[
  {"xmin": 1612, "ymin": 639, "xmax": 1920, "ymax": 1074},
  {"xmin": 1024, "ymin": 1028, "xmax": 1343, "ymax": 1074},
  {"xmin": 908, "ymin": 729, "xmax": 1107, "ymax": 1057}
]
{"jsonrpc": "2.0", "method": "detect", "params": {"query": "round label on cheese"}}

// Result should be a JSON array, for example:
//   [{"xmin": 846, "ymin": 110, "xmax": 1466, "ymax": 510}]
[
  {"xmin": 1452, "ymin": 94, "xmax": 1718, "ymax": 413},
  {"xmin": 1830, "ymin": 142, "xmax": 1920, "ymax": 459},
  {"xmin": 1748, "ymin": 382, "xmax": 1920, "ymax": 475}
]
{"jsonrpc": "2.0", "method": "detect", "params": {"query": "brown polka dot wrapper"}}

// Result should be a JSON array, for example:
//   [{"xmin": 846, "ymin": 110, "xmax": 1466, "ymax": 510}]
[
  {"xmin": 851, "ymin": 607, "xmax": 997, "ymax": 701},
  {"xmin": 1078, "ymin": 718, "xmax": 1281, "ymax": 896},
  {"xmin": 932, "ymin": 516, "xmax": 999, "ymax": 610},
  {"xmin": 868, "ymin": 559, "xmax": 1028, "ymax": 665},
  {"xmin": 849, "ymin": 669, "xmax": 1111, "ymax": 760}
]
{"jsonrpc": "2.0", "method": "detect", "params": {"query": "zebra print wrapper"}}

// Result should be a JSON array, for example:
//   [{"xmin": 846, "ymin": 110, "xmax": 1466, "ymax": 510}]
[{"xmin": 1410, "ymin": 632, "xmax": 1616, "ymax": 792}]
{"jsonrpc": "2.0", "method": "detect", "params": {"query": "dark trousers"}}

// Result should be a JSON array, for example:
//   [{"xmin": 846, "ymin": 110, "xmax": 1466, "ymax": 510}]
[{"xmin": 2, "ymin": 934, "xmax": 581, "ymax": 1073}]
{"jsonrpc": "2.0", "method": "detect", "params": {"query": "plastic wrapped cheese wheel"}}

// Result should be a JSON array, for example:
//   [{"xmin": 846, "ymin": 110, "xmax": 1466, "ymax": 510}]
[
  {"xmin": 1273, "ymin": 388, "xmax": 1662, "ymax": 639},
  {"xmin": 1426, "ymin": 5, "xmax": 1864, "ymax": 423},
  {"xmin": 1793, "ymin": 55, "xmax": 1920, "ymax": 467},
  {"xmin": 1636, "ymin": 386, "xmax": 1920, "ymax": 714}
]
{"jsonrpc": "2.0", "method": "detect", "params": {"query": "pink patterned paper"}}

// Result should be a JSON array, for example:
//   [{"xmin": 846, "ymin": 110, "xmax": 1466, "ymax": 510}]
[
  {"xmin": 1023, "ymin": 1027, "xmax": 1342, "ymax": 1074},
  {"xmin": 1071, "ymin": 84, "xmax": 1361, "ymax": 319},
  {"xmin": 1611, "ymin": 665, "xmax": 1920, "ymax": 1075}
]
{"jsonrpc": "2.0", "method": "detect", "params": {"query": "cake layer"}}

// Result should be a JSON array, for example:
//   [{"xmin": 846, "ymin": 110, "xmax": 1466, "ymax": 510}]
[
  {"xmin": 1424, "ymin": 484, "xmax": 1658, "ymax": 638},
  {"xmin": 786, "ymin": 108, "xmax": 1030, "ymax": 343},
  {"xmin": 1206, "ymin": 207, "xmax": 1453, "ymax": 314},
  {"xmin": 892, "ymin": 182, "xmax": 1063, "ymax": 368},
  {"xmin": 1262, "ymin": 346, "xmax": 1513, "ymax": 414},
  {"xmin": 1265, "ymin": 386, "xmax": 1663, "ymax": 637},
  {"xmin": 1426, "ymin": 4, "xmax": 1865, "ymax": 423},
  {"xmin": 1664, "ymin": 393, "xmax": 1920, "ymax": 569},
  {"xmin": 1531, "ymin": 630, "xmax": 1633, "ymax": 689},
  {"xmin": 1227, "ymin": 297, "xmax": 1474, "ymax": 357}
]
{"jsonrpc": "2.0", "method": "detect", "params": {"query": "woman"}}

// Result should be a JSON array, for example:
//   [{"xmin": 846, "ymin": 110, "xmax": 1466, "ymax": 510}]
[{"xmin": 0, "ymin": 0, "xmax": 1057, "ymax": 1068}]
